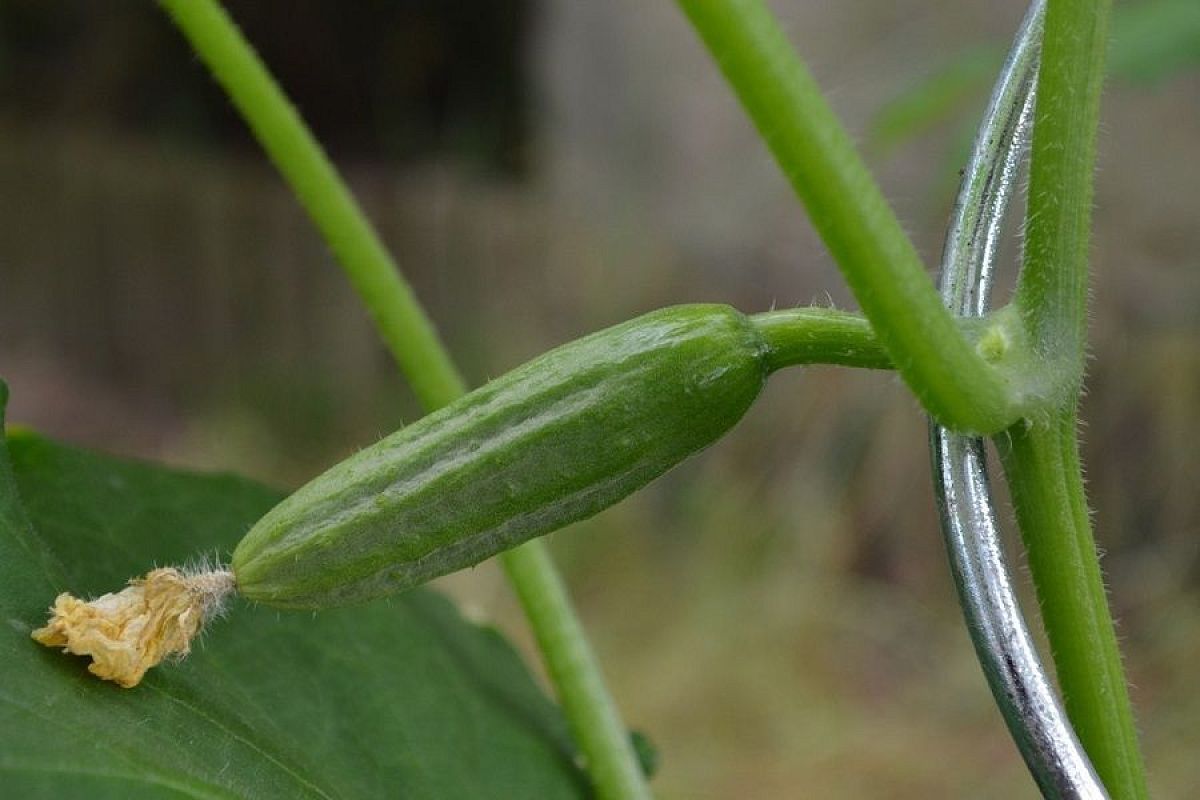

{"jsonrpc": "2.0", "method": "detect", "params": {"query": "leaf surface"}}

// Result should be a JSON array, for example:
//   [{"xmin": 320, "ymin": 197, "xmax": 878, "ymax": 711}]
[{"xmin": 0, "ymin": 386, "xmax": 586, "ymax": 799}]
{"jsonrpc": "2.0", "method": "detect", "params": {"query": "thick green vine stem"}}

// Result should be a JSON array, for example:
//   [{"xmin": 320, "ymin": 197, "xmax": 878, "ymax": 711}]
[
  {"xmin": 998, "ymin": 412, "xmax": 1147, "ymax": 799},
  {"xmin": 1004, "ymin": 0, "xmax": 1148, "ymax": 795},
  {"xmin": 677, "ymin": 0, "xmax": 1025, "ymax": 435},
  {"xmin": 690, "ymin": 0, "xmax": 1147, "ymax": 793},
  {"xmin": 1017, "ymin": 0, "xmax": 1111, "ymax": 393},
  {"xmin": 156, "ymin": 2, "xmax": 650, "ymax": 797}
]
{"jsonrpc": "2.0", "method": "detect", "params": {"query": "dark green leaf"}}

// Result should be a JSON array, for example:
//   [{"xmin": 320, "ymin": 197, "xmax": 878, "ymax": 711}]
[{"xmin": 0, "ymin": 384, "xmax": 587, "ymax": 799}]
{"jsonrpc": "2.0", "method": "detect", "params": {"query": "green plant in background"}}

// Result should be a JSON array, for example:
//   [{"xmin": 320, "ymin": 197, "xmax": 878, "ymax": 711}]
[
  {"xmin": 868, "ymin": 0, "xmax": 1200, "ymax": 158},
  {"xmin": 1, "ymin": 0, "xmax": 1174, "ymax": 797}
]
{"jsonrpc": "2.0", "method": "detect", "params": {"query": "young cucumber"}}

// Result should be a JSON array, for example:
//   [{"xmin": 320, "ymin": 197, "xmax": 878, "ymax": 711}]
[{"xmin": 233, "ymin": 304, "xmax": 770, "ymax": 608}]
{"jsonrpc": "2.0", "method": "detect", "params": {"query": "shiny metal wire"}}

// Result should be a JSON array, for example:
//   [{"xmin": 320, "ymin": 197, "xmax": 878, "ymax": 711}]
[{"xmin": 930, "ymin": 1, "xmax": 1108, "ymax": 797}]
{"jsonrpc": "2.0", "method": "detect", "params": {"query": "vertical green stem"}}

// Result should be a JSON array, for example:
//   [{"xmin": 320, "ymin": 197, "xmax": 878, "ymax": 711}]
[
  {"xmin": 156, "ymin": 2, "xmax": 649, "ymax": 797},
  {"xmin": 1007, "ymin": 0, "xmax": 1147, "ymax": 795},
  {"xmin": 998, "ymin": 414, "xmax": 1147, "ymax": 798},
  {"xmin": 506, "ymin": 543, "xmax": 650, "ymax": 800},
  {"xmin": 1017, "ymin": 0, "xmax": 1110, "ymax": 386},
  {"xmin": 677, "ymin": 0, "xmax": 1016, "ymax": 434}
]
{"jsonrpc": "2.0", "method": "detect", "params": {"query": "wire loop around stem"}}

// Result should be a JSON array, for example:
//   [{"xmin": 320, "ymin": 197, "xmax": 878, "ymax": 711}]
[{"xmin": 930, "ymin": 1, "xmax": 1107, "ymax": 797}]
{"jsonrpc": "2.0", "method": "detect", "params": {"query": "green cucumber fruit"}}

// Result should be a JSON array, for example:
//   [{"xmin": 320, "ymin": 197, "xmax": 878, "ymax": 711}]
[{"xmin": 232, "ymin": 304, "xmax": 770, "ymax": 609}]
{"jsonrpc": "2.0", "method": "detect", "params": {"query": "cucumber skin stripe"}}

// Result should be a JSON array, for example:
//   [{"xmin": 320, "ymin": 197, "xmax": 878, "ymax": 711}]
[{"xmin": 233, "ymin": 305, "xmax": 769, "ymax": 609}]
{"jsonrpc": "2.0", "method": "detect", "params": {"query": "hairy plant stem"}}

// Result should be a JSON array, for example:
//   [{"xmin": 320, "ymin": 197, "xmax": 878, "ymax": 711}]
[
  {"xmin": 1006, "ymin": 0, "xmax": 1148, "ymax": 795},
  {"xmin": 1018, "ymin": 0, "xmax": 1108, "ymax": 383},
  {"xmin": 689, "ymin": 0, "xmax": 1146, "ymax": 793},
  {"xmin": 750, "ymin": 308, "xmax": 890, "ymax": 372},
  {"xmin": 677, "ymin": 0, "xmax": 1026, "ymax": 435},
  {"xmin": 998, "ymin": 413, "xmax": 1147, "ymax": 799},
  {"xmin": 156, "ymin": 2, "xmax": 650, "ymax": 797}
]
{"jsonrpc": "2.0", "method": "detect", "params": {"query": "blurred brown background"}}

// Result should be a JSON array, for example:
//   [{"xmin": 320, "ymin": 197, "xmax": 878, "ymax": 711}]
[{"xmin": 1, "ymin": 1, "xmax": 1197, "ymax": 796}]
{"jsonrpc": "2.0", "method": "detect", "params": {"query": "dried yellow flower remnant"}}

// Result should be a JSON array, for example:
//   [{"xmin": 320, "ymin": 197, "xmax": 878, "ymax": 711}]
[{"xmin": 32, "ymin": 567, "xmax": 234, "ymax": 688}]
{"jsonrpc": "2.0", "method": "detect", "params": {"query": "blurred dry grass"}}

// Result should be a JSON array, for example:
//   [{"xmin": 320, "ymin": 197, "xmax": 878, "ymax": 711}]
[{"xmin": 1, "ymin": 1, "xmax": 1198, "ymax": 797}]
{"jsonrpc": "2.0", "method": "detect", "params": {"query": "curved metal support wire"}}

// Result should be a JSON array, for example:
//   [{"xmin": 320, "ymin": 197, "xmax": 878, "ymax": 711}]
[{"xmin": 930, "ymin": 1, "xmax": 1108, "ymax": 797}]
